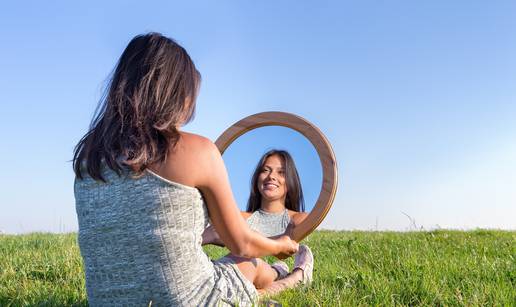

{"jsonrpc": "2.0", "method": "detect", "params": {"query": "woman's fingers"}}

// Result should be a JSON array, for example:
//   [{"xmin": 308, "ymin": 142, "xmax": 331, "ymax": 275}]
[
  {"xmin": 275, "ymin": 238, "xmax": 298, "ymax": 259},
  {"xmin": 279, "ymin": 235, "xmax": 299, "ymax": 255}
]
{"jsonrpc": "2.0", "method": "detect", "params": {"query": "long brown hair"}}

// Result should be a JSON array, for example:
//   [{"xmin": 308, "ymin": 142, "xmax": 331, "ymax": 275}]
[
  {"xmin": 246, "ymin": 150, "xmax": 305, "ymax": 212},
  {"xmin": 73, "ymin": 33, "xmax": 201, "ymax": 181}
]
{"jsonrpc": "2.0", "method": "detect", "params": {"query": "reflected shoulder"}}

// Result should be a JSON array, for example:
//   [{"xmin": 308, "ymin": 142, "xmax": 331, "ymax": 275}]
[
  {"xmin": 240, "ymin": 211, "xmax": 252, "ymax": 219},
  {"xmin": 289, "ymin": 211, "xmax": 308, "ymax": 225}
]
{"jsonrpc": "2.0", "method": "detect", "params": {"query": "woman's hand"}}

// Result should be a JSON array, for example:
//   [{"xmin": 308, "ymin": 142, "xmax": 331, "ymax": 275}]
[{"xmin": 274, "ymin": 235, "xmax": 299, "ymax": 260}]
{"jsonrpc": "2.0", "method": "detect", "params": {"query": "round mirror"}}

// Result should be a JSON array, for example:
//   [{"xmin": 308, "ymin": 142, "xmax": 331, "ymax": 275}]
[{"xmin": 215, "ymin": 111, "xmax": 338, "ymax": 242}]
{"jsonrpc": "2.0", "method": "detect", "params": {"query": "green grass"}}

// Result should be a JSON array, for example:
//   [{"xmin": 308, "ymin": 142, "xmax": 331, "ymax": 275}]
[{"xmin": 1, "ymin": 230, "xmax": 514, "ymax": 306}]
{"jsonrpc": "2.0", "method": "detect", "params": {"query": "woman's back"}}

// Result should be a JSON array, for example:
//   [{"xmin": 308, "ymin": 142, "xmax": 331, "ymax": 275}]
[{"xmin": 75, "ymin": 166, "xmax": 216, "ymax": 306}]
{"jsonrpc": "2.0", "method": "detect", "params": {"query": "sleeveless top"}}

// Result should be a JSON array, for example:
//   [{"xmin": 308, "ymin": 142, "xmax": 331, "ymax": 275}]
[
  {"xmin": 246, "ymin": 209, "xmax": 291, "ymax": 237},
  {"xmin": 75, "ymin": 167, "xmax": 257, "ymax": 306}
]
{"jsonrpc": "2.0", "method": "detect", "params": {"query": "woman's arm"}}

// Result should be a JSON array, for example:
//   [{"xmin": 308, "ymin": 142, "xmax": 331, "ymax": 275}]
[
  {"xmin": 202, "ymin": 212, "xmax": 252, "ymax": 246},
  {"xmin": 194, "ymin": 138, "xmax": 298, "ymax": 258}
]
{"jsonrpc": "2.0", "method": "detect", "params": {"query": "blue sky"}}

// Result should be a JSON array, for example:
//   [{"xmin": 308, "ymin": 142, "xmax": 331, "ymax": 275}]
[{"xmin": 1, "ymin": 1, "xmax": 515, "ymax": 233}]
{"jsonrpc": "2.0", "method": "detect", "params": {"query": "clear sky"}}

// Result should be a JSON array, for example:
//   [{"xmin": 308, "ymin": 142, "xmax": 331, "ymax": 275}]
[{"xmin": 1, "ymin": 1, "xmax": 515, "ymax": 233}]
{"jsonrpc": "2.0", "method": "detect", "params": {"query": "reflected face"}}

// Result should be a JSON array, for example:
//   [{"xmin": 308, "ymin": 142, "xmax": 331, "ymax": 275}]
[{"xmin": 257, "ymin": 154, "xmax": 288, "ymax": 203}]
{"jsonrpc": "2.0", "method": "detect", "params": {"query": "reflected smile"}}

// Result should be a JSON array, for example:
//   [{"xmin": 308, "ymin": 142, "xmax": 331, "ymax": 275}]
[{"xmin": 263, "ymin": 182, "xmax": 279, "ymax": 189}]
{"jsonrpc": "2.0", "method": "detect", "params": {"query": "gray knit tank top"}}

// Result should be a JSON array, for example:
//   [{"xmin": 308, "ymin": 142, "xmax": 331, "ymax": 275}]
[
  {"xmin": 246, "ymin": 209, "xmax": 291, "ymax": 237},
  {"xmin": 75, "ymin": 167, "xmax": 257, "ymax": 306}
]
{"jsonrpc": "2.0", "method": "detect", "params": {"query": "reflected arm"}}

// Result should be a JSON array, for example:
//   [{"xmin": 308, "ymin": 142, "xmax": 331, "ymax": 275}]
[
  {"xmin": 201, "ymin": 224, "xmax": 225, "ymax": 246},
  {"xmin": 277, "ymin": 212, "xmax": 309, "ymax": 241}
]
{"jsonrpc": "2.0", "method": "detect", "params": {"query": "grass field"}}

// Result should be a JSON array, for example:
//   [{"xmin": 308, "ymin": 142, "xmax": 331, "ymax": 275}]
[{"xmin": 0, "ymin": 230, "xmax": 514, "ymax": 306}]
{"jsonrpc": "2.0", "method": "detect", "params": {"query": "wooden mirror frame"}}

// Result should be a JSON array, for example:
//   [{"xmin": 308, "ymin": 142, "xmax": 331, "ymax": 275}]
[{"xmin": 215, "ymin": 111, "xmax": 338, "ymax": 242}]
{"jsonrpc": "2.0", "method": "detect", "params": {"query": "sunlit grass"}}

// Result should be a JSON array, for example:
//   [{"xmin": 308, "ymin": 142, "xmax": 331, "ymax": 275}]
[{"xmin": 1, "ymin": 230, "xmax": 514, "ymax": 306}]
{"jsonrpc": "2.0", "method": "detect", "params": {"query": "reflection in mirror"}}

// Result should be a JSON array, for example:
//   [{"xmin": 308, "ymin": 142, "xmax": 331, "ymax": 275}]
[{"xmin": 222, "ymin": 126, "xmax": 323, "ymax": 234}]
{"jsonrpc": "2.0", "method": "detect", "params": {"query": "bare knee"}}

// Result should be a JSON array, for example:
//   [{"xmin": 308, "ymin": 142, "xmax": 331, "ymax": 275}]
[
  {"xmin": 226, "ymin": 254, "xmax": 259, "ymax": 284},
  {"xmin": 251, "ymin": 259, "xmax": 278, "ymax": 289},
  {"xmin": 226, "ymin": 255, "xmax": 277, "ymax": 290}
]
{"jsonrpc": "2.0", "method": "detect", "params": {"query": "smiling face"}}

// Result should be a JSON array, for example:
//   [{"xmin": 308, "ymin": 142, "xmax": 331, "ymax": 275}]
[
  {"xmin": 247, "ymin": 149, "xmax": 305, "ymax": 213},
  {"xmin": 257, "ymin": 154, "xmax": 288, "ymax": 203}
]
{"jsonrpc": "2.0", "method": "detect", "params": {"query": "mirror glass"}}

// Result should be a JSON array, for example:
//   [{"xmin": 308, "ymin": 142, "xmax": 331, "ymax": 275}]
[{"xmin": 222, "ymin": 126, "xmax": 323, "ymax": 214}]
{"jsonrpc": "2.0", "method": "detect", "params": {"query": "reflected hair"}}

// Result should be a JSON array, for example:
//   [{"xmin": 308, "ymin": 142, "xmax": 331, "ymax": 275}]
[
  {"xmin": 73, "ymin": 32, "xmax": 201, "ymax": 181},
  {"xmin": 246, "ymin": 149, "xmax": 305, "ymax": 212}
]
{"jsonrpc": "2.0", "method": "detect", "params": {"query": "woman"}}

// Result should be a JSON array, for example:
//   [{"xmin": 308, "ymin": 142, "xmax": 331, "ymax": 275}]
[
  {"xmin": 73, "ymin": 33, "xmax": 312, "ymax": 306},
  {"xmin": 244, "ymin": 149, "xmax": 309, "ymax": 237}
]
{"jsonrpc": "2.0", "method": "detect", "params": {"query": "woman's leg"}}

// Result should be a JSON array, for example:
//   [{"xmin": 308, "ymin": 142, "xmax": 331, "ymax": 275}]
[
  {"xmin": 225, "ymin": 254, "xmax": 279, "ymax": 289},
  {"xmin": 225, "ymin": 256, "xmax": 304, "ymax": 294},
  {"xmin": 257, "ymin": 245, "xmax": 313, "ymax": 297},
  {"xmin": 224, "ymin": 244, "xmax": 312, "ymax": 295},
  {"xmin": 257, "ymin": 269, "xmax": 304, "ymax": 296}
]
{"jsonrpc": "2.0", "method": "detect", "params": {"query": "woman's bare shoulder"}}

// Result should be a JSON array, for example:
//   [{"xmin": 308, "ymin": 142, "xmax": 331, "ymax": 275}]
[
  {"xmin": 175, "ymin": 131, "xmax": 220, "ymax": 160},
  {"xmin": 178, "ymin": 131, "xmax": 213, "ymax": 148},
  {"xmin": 173, "ymin": 131, "xmax": 227, "ymax": 188},
  {"xmin": 151, "ymin": 131, "xmax": 218, "ymax": 187}
]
